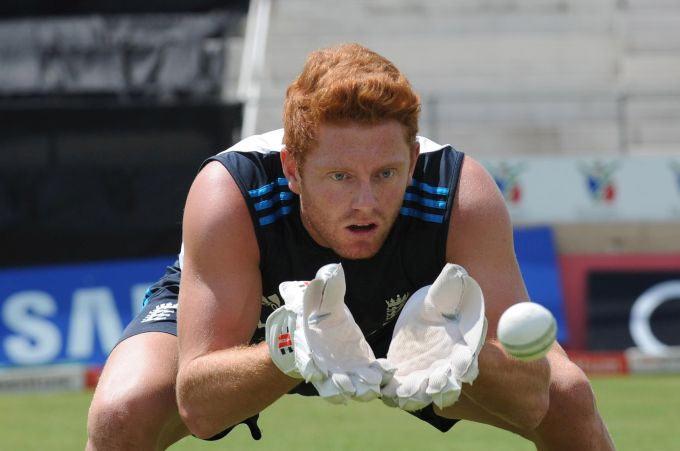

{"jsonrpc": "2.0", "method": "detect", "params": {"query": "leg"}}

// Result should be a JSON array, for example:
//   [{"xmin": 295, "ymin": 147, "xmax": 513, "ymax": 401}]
[
  {"xmin": 434, "ymin": 393, "xmax": 535, "ymax": 442},
  {"xmin": 437, "ymin": 347, "xmax": 615, "ymax": 450},
  {"xmin": 86, "ymin": 332, "xmax": 189, "ymax": 451},
  {"xmin": 531, "ymin": 351, "xmax": 615, "ymax": 451}
]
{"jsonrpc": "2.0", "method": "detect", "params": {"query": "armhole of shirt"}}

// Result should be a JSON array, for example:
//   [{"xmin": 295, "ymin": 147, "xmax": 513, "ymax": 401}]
[{"xmin": 440, "ymin": 148, "xmax": 465, "ymax": 265}]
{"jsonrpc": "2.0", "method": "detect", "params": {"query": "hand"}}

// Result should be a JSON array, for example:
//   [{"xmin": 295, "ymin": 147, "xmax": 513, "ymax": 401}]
[
  {"xmin": 381, "ymin": 264, "xmax": 487, "ymax": 411},
  {"xmin": 266, "ymin": 264, "xmax": 391, "ymax": 403}
]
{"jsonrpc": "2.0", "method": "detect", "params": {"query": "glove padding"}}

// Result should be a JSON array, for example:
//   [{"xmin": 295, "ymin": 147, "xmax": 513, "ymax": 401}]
[
  {"xmin": 266, "ymin": 263, "xmax": 392, "ymax": 403},
  {"xmin": 265, "ymin": 285, "xmax": 305, "ymax": 379},
  {"xmin": 381, "ymin": 263, "xmax": 487, "ymax": 411}
]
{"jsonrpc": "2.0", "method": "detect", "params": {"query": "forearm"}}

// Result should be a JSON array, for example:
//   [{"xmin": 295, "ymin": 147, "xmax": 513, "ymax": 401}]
[
  {"xmin": 177, "ymin": 341, "xmax": 299, "ymax": 439},
  {"xmin": 463, "ymin": 339, "xmax": 551, "ymax": 430}
]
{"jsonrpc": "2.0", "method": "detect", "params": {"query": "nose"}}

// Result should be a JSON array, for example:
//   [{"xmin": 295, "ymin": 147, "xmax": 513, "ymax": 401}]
[{"xmin": 352, "ymin": 180, "xmax": 379, "ymax": 211}]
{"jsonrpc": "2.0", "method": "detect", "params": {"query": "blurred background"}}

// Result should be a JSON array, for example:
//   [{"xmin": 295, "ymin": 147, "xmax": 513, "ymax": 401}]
[{"xmin": 1, "ymin": 0, "xmax": 679, "ymax": 449}]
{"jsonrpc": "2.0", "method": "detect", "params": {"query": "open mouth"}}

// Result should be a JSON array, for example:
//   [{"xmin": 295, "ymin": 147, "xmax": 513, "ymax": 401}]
[{"xmin": 347, "ymin": 223, "xmax": 377, "ymax": 233}]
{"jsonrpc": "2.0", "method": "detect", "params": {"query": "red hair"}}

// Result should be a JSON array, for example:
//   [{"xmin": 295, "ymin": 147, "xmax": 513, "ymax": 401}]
[{"xmin": 283, "ymin": 43, "xmax": 420, "ymax": 163}]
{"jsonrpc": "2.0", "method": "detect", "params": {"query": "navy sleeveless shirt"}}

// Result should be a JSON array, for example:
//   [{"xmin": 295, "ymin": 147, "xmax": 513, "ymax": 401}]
[{"xmin": 197, "ymin": 130, "xmax": 465, "ymax": 361}]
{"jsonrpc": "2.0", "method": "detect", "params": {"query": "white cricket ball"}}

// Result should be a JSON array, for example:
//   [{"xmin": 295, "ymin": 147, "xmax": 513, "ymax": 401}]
[{"xmin": 497, "ymin": 302, "xmax": 557, "ymax": 362}]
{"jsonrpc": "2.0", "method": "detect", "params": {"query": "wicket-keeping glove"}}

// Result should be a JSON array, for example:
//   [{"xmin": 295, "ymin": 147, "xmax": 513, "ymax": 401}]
[
  {"xmin": 381, "ymin": 264, "xmax": 487, "ymax": 411},
  {"xmin": 265, "ymin": 263, "xmax": 390, "ymax": 403}
]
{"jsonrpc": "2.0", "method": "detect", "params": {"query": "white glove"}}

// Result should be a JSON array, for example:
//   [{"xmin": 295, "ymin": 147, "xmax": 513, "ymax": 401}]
[
  {"xmin": 381, "ymin": 264, "xmax": 487, "ymax": 411},
  {"xmin": 264, "ymin": 283, "xmax": 305, "ymax": 379},
  {"xmin": 265, "ymin": 263, "xmax": 391, "ymax": 403}
]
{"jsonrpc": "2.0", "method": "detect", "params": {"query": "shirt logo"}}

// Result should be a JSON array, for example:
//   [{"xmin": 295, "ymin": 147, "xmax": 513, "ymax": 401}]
[
  {"xmin": 258, "ymin": 294, "xmax": 283, "ymax": 329},
  {"xmin": 141, "ymin": 302, "xmax": 177, "ymax": 323},
  {"xmin": 258, "ymin": 291, "xmax": 411, "ymax": 330},
  {"xmin": 261, "ymin": 293, "xmax": 282, "ymax": 310},
  {"xmin": 384, "ymin": 293, "xmax": 409, "ymax": 325}
]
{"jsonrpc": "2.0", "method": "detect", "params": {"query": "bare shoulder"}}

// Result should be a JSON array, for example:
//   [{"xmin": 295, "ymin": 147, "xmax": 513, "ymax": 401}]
[
  {"xmin": 182, "ymin": 160, "xmax": 258, "ymax": 264},
  {"xmin": 448, "ymin": 155, "xmax": 511, "ymax": 252},
  {"xmin": 447, "ymin": 155, "xmax": 527, "ymax": 329}
]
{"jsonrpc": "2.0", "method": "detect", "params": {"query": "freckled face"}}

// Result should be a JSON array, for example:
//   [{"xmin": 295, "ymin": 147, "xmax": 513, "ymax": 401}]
[{"xmin": 283, "ymin": 121, "xmax": 419, "ymax": 260}]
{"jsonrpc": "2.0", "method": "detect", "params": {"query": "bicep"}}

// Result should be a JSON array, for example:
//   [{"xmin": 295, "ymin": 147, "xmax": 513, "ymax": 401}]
[
  {"xmin": 446, "ymin": 157, "xmax": 528, "ymax": 336},
  {"xmin": 177, "ymin": 161, "xmax": 262, "ymax": 366}
]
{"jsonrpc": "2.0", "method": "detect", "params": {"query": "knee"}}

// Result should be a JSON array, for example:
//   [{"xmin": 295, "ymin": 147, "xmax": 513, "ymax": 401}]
[
  {"xmin": 532, "ymin": 359, "xmax": 615, "ymax": 450},
  {"xmin": 87, "ymin": 386, "xmax": 178, "ymax": 449},
  {"xmin": 548, "ymin": 362, "xmax": 597, "ymax": 422},
  {"xmin": 87, "ymin": 389, "xmax": 146, "ymax": 448}
]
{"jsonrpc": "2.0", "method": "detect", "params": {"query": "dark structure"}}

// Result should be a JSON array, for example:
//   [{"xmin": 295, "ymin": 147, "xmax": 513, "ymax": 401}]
[{"xmin": 0, "ymin": 3, "xmax": 246, "ymax": 267}]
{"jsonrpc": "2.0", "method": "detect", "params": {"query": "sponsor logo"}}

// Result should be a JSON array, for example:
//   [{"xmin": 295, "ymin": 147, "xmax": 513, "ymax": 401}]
[
  {"xmin": 579, "ymin": 161, "xmax": 620, "ymax": 204},
  {"xmin": 140, "ymin": 302, "xmax": 177, "ymax": 323},
  {"xmin": 488, "ymin": 162, "xmax": 526, "ymax": 205},
  {"xmin": 277, "ymin": 326, "xmax": 294, "ymax": 355},
  {"xmin": 629, "ymin": 280, "xmax": 680, "ymax": 356},
  {"xmin": 383, "ymin": 293, "xmax": 409, "ymax": 325}
]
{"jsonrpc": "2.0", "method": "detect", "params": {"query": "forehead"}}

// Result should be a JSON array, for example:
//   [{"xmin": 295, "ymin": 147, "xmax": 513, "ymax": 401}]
[{"xmin": 309, "ymin": 121, "xmax": 411, "ymax": 167}]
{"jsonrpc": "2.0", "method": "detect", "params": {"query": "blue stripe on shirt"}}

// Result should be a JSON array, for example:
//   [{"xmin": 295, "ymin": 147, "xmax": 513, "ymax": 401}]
[
  {"xmin": 259, "ymin": 205, "xmax": 294, "ymax": 226},
  {"xmin": 399, "ymin": 207, "xmax": 445, "ymax": 224},
  {"xmin": 410, "ymin": 180, "xmax": 449, "ymax": 196},
  {"xmin": 248, "ymin": 178, "xmax": 289, "ymax": 197},
  {"xmin": 253, "ymin": 191, "xmax": 295, "ymax": 211},
  {"xmin": 403, "ymin": 192, "xmax": 447, "ymax": 209}
]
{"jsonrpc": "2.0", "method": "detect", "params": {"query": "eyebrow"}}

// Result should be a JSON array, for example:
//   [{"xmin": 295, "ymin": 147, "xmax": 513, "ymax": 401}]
[{"xmin": 318, "ymin": 159, "xmax": 408, "ymax": 171}]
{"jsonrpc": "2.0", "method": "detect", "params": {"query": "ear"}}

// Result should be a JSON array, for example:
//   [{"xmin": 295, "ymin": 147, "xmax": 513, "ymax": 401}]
[
  {"xmin": 408, "ymin": 142, "xmax": 420, "ymax": 178},
  {"xmin": 280, "ymin": 147, "xmax": 301, "ymax": 194}
]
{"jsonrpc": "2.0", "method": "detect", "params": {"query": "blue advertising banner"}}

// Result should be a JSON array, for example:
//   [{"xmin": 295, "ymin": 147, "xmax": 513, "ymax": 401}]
[
  {"xmin": 0, "ymin": 257, "xmax": 174, "ymax": 368},
  {"xmin": 514, "ymin": 226, "xmax": 568, "ymax": 343},
  {"xmin": 0, "ymin": 227, "xmax": 567, "ymax": 368}
]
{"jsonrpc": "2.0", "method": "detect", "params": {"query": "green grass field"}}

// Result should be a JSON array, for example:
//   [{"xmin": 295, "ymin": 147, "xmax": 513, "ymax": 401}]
[{"xmin": 1, "ymin": 374, "xmax": 678, "ymax": 450}]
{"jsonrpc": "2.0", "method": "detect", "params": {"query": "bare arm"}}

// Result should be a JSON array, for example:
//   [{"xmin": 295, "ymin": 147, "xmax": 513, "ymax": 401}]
[
  {"xmin": 176, "ymin": 161, "xmax": 298, "ymax": 439},
  {"xmin": 442, "ymin": 156, "xmax": 550, "ymax": 430}
]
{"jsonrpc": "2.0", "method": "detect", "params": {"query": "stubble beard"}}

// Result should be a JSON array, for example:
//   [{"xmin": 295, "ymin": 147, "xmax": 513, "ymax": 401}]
[{"xmin": 299, "ymin": 199, "xmax": 399, "ymax": 260}]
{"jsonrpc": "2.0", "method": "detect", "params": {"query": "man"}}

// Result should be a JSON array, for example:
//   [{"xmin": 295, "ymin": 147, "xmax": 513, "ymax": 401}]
[{"xmin": 87, "ymin": 43, "xmax": 615, "ymax": 450}]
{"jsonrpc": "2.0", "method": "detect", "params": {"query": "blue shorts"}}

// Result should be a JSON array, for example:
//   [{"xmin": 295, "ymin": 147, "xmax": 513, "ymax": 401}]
[
  {"xmin": 119, "ymin": 262, "xmax": 181, "ymax": 343},
  {"xmin": 120, "ymin": 263, "xmax": 459, "ymax": 440}
]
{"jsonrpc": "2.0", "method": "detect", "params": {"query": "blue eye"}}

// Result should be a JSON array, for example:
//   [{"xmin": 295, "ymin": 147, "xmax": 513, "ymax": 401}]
[
  {"xmin": 380, "ymin": 169, "xmax": 396, "ymax": 179},
  {"xmin": 330, "ymin": 172, "xmax": 348, "ymax": 181}
]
